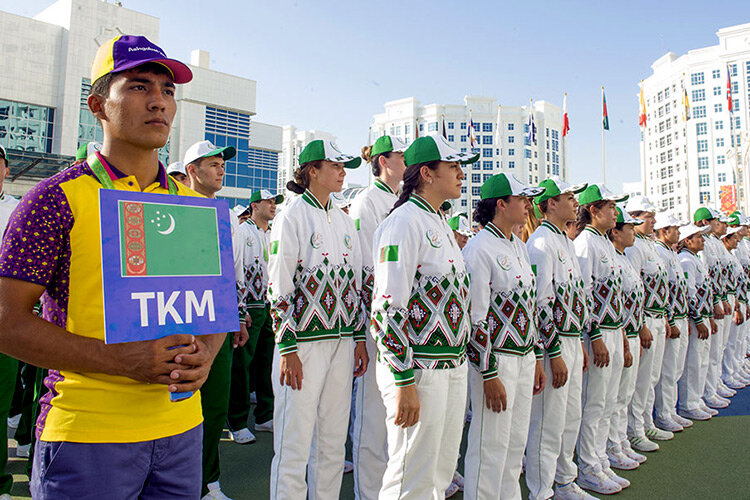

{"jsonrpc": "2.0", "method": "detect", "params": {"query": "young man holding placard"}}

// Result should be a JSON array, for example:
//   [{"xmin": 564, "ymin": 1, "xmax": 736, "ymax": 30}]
[
  {"xmin": 185, "ymin": 139, "xmax": 250, "ymax": 500},
  {"xmin": 0, "ymin": 36, "xmax": 226, "ymax": 499}
]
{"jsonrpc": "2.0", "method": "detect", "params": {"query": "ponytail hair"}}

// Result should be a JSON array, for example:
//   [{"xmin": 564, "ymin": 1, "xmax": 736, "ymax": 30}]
[
  {"xmin": 286, "ymin": 161, "xmax": 321, "ymax": 194},
  {"xmin": 390, "ymin": 161, "xmax": 440, "ymax": 214},
  {"xmin": 575, "ymin": 200, "xmax": 608, "ymax": 238},
  {"xmin": 361, "ymin": 146, "xmax": 390, "ymax": 177},
  {"xmin": 522, "ymin": 202, "xmax": 542, "ymax": 242}
]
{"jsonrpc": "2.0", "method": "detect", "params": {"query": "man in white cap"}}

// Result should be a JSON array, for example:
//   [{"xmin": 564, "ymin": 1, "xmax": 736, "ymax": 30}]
[
  {"xmin": 185, "ymin": 139, "xmax": 249, "ymax": 500},
  {"xmin": 694, "ymin": 207, "xmax": 734, "ymax": 410},
  {"xmin": 228, "ymin": 190, "xmax": 283, "ymax": 446},
  {"xmin": 652, "ymin": 212, "xmax": 693, "ymax": 431},
  {"xmin": 232, "ymin": 204, "xmax": 251, "ymax": 224},
  {"xmin": 719, "ymin": 220, "xmax": 746, "ymax": 392},
  {"xmin": 166, "ymin": 161, "xmax": 188, "ymax": 185},
  {"xmin": 624, "ymin": 196, "xmax": 672, "ymax": 452}
]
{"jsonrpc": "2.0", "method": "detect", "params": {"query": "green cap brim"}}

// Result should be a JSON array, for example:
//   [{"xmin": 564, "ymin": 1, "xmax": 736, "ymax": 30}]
[{"xmin": 202, "ymin": 146, "xmax": 236, "ymax": 162}]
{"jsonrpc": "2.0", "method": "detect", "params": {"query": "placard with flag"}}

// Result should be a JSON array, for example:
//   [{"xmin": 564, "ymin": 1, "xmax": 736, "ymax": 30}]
[{"xmin": 100, "ymin": 189, "xmax": 238, "ymax": 344}]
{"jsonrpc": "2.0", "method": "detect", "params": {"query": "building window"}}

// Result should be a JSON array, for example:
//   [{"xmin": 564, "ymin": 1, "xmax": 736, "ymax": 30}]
[
  {"xmin": 483, "ymin": 161, "xmax": 493, "ymax": 170},
  {"xmin": 460, "ymin": 122, "xmax": 467, "ymax": 130},
  {"xmin": 472, "ymin": 162, "xmax": 481, "ymax": 171},
  {"xmin": 507, "ymin": 123, "xmax": 514, "ymax": 131},
  {"xmin": 419, "ymin": 123, "xmax": 424, "ymax": 132},
  {"xmin": 690, "ymin": 72, "xmax": 705, "ymax": 85},
  {"xmin": 482, "ymin": 136, "xmax": 493, "ymax": 145},
  {"xmin": 697, "ymin": 140, "xmax": 708, "ymax": 152},
  {"xmin": 729, "ymin": 64, "xmax": 738, "ymax": 77},
  {"xmin": 461, "ymin": 199, "xmax": 467, "ymax": 207},
  {"xmin": 460, "ymin": 135, "xmax": 467, "ymax": 142},
  {"xmin": 448, "ymin": 122, "xmax": 455, "ymax": 130},
  {"xmin": 717, "ymin": 155, "xmax": 726, "ymax": 165},
  {"xmin": 716, "ymin": 137, "xmax": 724, "ymax": 147},
  {"xmin": 461, "ymin": 186, "xmax": 466, "ymax": 194},
  {"xmin": 448, "ymin": 135, "xmax": 455, "ymax": 142},
  {"xmin": 716, "ymin": 120, "xmax": 724, "ymax": 130},
  {"xmin": 691, "ymin": 89, "xmax": 705, "ymax": 102},
  {"xmin": 713, "ymin": 69, "xmax": 721, "ymax": 79},
  {"xmin": 693, "ymin": 106, "xmax": 706, "ymax": 119},
  {"xmin": 472, "ymin": 186, "xmax": 481, "ymax": 196},
  {"xmin": 718, "ymin": 173, "xmax": 727, "ymax": 183},
  {"xmin": 698, "ymin": 174, "xmax": 710, "ymax": 187},
  {"xmin": 508, "ymin": 148, "xmax": 514, "ymax": 156},
  {"xmin": 508, "ymin": 161, "xmax": 515, "ymax": 168},
  {"xmin": 699, "ymin": 191, "xmax": 711, "ymax": 203},
  {"xmin": 205, "ymin": 107, "xmax": 277, "ymax": 193},
  {"xmin": 428, "ymin": 122, "xmax": 438, "ymax": 132},
  {"xmin": 483, "ymin": 174, "xmax": 492, "ymax": 182},
  {"xmin": 713, "ymin": 86, "xmax": 721, "ymax": 96},
  {"xmin": 714, "ymin": 103, "xmax": 723, "ymax": 113},
  {"xmin": 508, "ymin": 136, "xmax": 515, "ymax": 143},
  {"xmin": 481, "ymin": 123, "xmax": 491, "ymax": 132},
  {"xmin": 698, "ymin": 157, "xmax": 709, "ymax": 169},
  {"xmin": 696, "ymin": 123, "xmax": 707, "ymax": 135},
  {"xmin": 525, "ymin": 150, "xmax": 531, "ymax": 159},
  {"xmin": 482, "ymin": 148, "xmax": 493, "ymax": 157}
]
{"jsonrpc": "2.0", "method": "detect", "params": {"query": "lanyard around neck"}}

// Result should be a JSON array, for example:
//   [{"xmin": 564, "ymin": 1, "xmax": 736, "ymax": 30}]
[{"xmin": 88, "ymin": 154, "xmax": 178, "ymax": 195}]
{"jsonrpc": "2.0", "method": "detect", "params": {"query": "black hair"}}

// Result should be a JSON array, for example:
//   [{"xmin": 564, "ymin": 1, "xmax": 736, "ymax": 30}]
[
  {"xmin": 390, "ymin": 161, "xmax": 440, "ymax": 213},
  {"xmin": 286, "ymin": 161, "xmax": 322, "ymax": 194},
  {"xmin": 575, "ymin": 199, "xmax": 608, "ymax": 237},
  {"xmin": 473, "ymin": 196, "xmax": 511, "ymax": 227},
  {"xmin": 607, "ymin": 222, "xmax": 627, "ymax": 241}
]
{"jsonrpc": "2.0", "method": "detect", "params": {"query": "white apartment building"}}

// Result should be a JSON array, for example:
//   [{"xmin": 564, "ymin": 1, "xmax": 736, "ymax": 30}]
[
  {"xmin": 371, "ymin": 96, "xmax": 566, "ymax": 215},
  {"xmin": 640, "ymin": 23, "xmax": 750, "ymax": 221},
  {"xmin": 0, "ymin": 0, "xmax": 281, "ymax": 206},
  {"xmin": 278, "ymin": 125, "xmax": 336, "ymax": 200}
]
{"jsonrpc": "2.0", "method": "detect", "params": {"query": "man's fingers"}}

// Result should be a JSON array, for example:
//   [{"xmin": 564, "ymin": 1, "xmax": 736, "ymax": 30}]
[{"xmin": 158, "ymin": 334, "xmax": 196, "ymax": 348}]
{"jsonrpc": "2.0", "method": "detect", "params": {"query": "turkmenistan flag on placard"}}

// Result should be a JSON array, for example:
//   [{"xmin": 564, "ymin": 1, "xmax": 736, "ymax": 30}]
[{"xmin": 119, "ymin": 201, "xmax": 221, "ymax": 277}]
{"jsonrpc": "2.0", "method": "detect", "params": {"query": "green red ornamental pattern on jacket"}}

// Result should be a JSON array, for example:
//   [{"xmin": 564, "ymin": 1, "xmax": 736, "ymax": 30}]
[
  {"xmin": 244, "ymin": 254, "xmax": 266, "ymax": 307},
  {"xmin": 372, "ymin": 265, "xmax": 470, "ymax": 374},
  {"xmin": 622, "ymin": 283, "xmax": 644, "ymax": 336},
  {"xmin": 538, "ymin": 278, "xmax": 587, "ymax": 350}
]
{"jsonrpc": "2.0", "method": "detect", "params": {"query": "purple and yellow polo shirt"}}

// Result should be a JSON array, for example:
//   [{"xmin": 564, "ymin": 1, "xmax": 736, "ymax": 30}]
[{"xmin": 0, "ymin": 153, "xmax": 203, "ymax": 443}]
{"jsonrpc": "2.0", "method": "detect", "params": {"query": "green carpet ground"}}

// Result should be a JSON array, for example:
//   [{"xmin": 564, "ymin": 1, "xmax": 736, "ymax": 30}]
[{"xmin": 7, "ymin": 392, "xmax": 750, "ymax": 499}]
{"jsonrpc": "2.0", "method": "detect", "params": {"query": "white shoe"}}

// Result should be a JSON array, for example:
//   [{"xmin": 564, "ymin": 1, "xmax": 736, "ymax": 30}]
[
  {"xmin": 645, "ymin": 426, "xmax": 674, "ymax": 441},
  {"xmin": 679, "ymin": 408, "xmax": 712, "ymax": 421},
  {"xmin": 445, "ymin": 480, "xmax": 460, "ymax": 498},
  {"xmin": 603, "ymin": 467, "xmax": 630, "ymax": 489},
  {"xmin": 254, "ymin": 419, "xmax": 273, "ymax": 432},
  {"xmin": 621, "ymin": 441, "xmax": 647, "ymax": 464},
  {"xmin": 554, "ymin": 481, "xmax": 599, "ymax": 499},
  {"xmin": 654, "ymin": 417, "xmax": 683, "ymax": 433},
  {"xmin": 606, "ymin": 448, "xmax": 639, "ymax": 470},
  {"xmin": 201, "ymin": 482, "xmax": 232, "ymax": 500},
  {"xmin": 451, "ymin": 471, "xmax": 464, "ymax": 492},
  {"xmin": 15, "ymin": 443, "xmax": 31, "ymax": 458},
  {"xmin": 716, "ymin": 385, "xmax": 735, "ymax": 398},
  {"xmin": 577, "ymin": 468, "xmax": 622, "ymax": 495},
  {"xmin": 229, "ymin": 428, "xmax": 256, "ymax": 444},
  {"xmin": 705, "ymin": 395, "xmax": 729, "ymax": 409},
  {"xmin": 672, "ymin": 413, "xmax": 694, "ymax": 428},
  {"xmin": 719, "ymin": 381, "xmax": 735, "ymax": 394},
  {"xmin": 6, "ymin": 414, "xmax": 20, "ymax": 429},
  {"xmin": 344, "ymin": 460, "xmax": 353, "ymax": 473},
  {"xmin": 629, "ymin": 434, "xmax": 659, "ymax": 452},
  {"xmin": 699, "ymin": 402, "xmax": 719, "ymax": 416},
  {"xmin": 726, "ymin": 378, "xmax": 745, "ymax": 390}
]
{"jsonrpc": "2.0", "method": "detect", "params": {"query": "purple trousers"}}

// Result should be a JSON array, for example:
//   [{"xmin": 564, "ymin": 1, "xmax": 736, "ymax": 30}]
[{"xmin": 30, "ymin": 424, "xmax": 202, "ymax": 499}]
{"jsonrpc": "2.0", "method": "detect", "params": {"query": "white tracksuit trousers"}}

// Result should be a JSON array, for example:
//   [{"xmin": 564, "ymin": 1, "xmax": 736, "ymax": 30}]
[
  {"xmin": 377, "ymin": 361, "xmax": 467, "ymax": 500},
  {"xmin": 704, "ymin": 316, "xmax": 729, "ymax": 399},
  {"xmin": 609, "ymin": 337, "xmax": 641, "ymax": 449},
  {"xmin": 628, "ymin": 314, "xmax": 666, "ymax": 437},
  {"xmin": 352, "ymin": 335, "xmax": 388, "ymax": 500},
  {"xmin": 577, "ymin": 328, "xmax": 620, "ymax": 473},
  {"xmin": 464, "ymin": 352, "xmax": 535, "ymax": 500},
  {"xmin": 677, "ymin": 321, "xmax": 711, "ymax": 412},
  {"xmin": 525, "ymin": 336, "xmax": 584, "ymax": 500},
  {"xmin": 270, "ymin": 339, "xmax": 354, "ymax": 500},
  {"xmin": 655, "ymin": 317, "xmax": 690, "ymax": 422}
]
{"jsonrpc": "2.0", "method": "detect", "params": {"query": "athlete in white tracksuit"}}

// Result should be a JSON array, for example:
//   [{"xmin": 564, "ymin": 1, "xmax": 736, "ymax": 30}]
[
  {"xmin": 461, "ymin": 174, "xmax": 545, "ymax": 500},
  {"xmin": 524, "ymin": 177, "xmax": 590, "ymax": 500},
  {"xmin": 349, "ymin": 135, "xmax": 405, "ymax": 500},
  {"xmin": 720, "ymin": 229, "xmax": 745, "ymax": 390},
  {"xmin": 371, "ymin": 135, "xmax": 476, "ymax": 500},
  {"xmin": 677, "ymin": 225, "xmax": 715, "ymax": 420},
  {"xmin": 267, "ymin": 141, "xmax": 368, "ymax": 500}
]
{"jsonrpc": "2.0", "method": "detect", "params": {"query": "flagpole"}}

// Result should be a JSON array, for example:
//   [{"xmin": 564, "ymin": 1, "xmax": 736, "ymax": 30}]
[{"xmin": 602, "ymin": 86, "xmax": 606, "ymax": 185}]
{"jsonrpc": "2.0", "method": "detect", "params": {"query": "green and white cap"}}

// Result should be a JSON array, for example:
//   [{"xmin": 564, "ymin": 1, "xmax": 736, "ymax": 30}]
[
  {"xmin": 184, "ymin": 140, "xmax": 236, "ymax": 166},
  {"xmin": 232, "ymin": 204, "xmax": 249, "ymax": 217},
  {"xmin": 578, "ymin": 183, "xmax": 629, "ymax": 206},
  {"xmin": 726, "ymin": 211, "xmax": 742, "ymax": 226},
  {"xmin": 616, "ymin": 206, "xmax": 643, "ymax": 225},
  {"xmin": 694, "ymin": 207, "xmax": 731, "ymax": 223},
  {"xmin": 480, "ymin": 173, "xmax": 545, "ymax": 199},
  {"xmin": 371, "ymin": 135, "xmax": 408, "ymax": 157},
  {"xmin": 248, "ymin": 189, "xmax": 284, "ymax": 204},
  {"xmin": 0, "ymin": 144, "xmax": 7, "ymax": 165},
  {"xmin": 534, "ymin": 176, "xmax": 587, "ymax": 204},
  {"xmin": 447, "ymin": 214, "xmax": 473, "ymax": 236},
  {"xmin": 653, "ymin": 212, "xmax": 680, "ymax": 230},
  {"xmin": 404, "ymin": 135, "xmax": 479, "ymax": 167},
  {"xmin": 299, "ymin": 140, "xmax": 361, "ymax": 169},
  {"xmin": 679, "ymin": 223, "xmax": 711, "ymax": 242}
]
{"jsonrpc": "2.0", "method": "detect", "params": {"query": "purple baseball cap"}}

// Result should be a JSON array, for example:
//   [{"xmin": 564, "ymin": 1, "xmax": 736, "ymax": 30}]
[{"xmin": 90, "ymin": 35, "xmax": 192, "ymax": 85}]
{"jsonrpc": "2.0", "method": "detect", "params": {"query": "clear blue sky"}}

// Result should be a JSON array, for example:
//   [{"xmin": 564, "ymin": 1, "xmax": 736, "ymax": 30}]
[{"xmin": 3, "ymin": 0, "xmax": 748, "ymax": 189}]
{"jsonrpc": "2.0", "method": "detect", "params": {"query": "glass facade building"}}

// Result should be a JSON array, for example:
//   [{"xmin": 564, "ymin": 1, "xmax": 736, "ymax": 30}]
[{"xmin": 0, "ymin": 98, "xmax": 54, "ymax": 153}]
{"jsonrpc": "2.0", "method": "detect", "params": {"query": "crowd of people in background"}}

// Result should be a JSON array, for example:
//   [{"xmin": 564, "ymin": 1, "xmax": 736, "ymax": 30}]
[{"xmin": 0, "ymin": 33, "xmax": 747, "ymax": 500}]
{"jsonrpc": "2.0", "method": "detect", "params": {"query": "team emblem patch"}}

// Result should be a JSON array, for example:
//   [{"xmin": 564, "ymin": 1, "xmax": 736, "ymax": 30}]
[{"xmin": 426, "ymin": 229, "xmax": 442, "ymax": 248}]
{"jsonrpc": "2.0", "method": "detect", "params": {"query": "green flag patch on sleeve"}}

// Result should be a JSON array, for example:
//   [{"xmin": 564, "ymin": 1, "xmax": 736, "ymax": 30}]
[
  {"xmin": 379, "ymin": 245, "xmax": 399, "ymax": 263},
  {"xmin": 354, "ymin": 219, "xmax": 361, "ymax": 231},
  {"xmin": 270, "ymin": 240, "xmax": 279, "ymax": 255}
]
